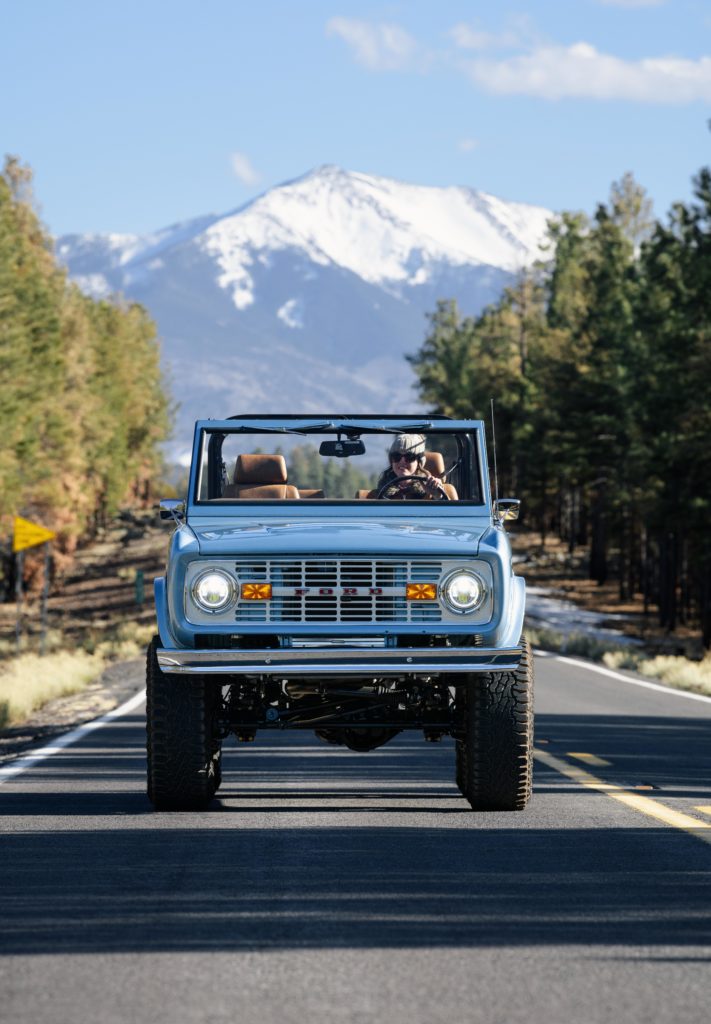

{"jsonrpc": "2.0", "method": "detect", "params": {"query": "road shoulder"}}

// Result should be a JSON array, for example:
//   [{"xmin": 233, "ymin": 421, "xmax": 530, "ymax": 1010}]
[{"xmin": 0, "ymin": 657, "xmax": 144, "ymax": 765}]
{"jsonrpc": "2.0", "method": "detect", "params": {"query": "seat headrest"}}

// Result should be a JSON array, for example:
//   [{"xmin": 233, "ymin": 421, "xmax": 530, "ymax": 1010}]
[
  {"xmin": 234, "ymin": 454, "xmax": 288, "ymax": 485},
  {"xmin": 423, "ymin": 451, "xmax": 445, "ymax": 478}
]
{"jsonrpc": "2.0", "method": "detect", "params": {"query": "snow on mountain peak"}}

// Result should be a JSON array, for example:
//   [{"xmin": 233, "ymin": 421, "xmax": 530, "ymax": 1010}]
[{"xmin": 200, "ymin": 165, "xmax": 552, "ymax": 311}]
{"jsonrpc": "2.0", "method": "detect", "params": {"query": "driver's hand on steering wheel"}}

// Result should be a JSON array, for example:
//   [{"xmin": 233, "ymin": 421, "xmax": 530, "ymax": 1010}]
[{"xmin": 422, "ymin": 476, "xmax": 446, "ymax": 497}]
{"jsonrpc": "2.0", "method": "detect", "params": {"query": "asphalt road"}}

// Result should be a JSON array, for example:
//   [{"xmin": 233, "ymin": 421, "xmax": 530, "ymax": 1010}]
[{"xmin": 2, "ymin": 654, "xmax": 711, "ymax": 1024}]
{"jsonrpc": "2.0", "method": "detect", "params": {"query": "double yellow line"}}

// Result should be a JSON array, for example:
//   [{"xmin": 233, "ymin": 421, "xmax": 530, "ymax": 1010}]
[{"xmin": 534, "ymin": 747, "xmax": 711, "ymax": 846}]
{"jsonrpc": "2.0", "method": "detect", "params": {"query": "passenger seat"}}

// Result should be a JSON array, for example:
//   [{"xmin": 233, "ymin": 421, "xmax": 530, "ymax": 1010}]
[{"xmin": 223, "ymin": 454, "xmax": 300, "ymax": 499}]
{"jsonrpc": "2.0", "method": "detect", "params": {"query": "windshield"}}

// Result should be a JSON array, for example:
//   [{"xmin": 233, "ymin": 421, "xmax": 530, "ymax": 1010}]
[{"xmin": 194, "ymin": 426, "xmax": 483, "ymax": 504}]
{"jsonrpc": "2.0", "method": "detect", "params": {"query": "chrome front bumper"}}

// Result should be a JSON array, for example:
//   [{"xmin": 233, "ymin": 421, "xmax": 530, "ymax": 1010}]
[{"xmin": 156, "ymin": 645, "xmax": 521, "ymax": 675}]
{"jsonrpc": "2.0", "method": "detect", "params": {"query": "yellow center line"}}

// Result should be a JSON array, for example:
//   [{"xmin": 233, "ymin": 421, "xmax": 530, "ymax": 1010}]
[
  {"xmin": 534, "ymin": 747, "xmax": 711, "ymax": 846},
  {"xmin": 567, "ymin": 751, "xmax": 612, "ymax": 767},
  {"xmin": 694, "ymin": 805, "xmax": 711, "ymax": 817}
]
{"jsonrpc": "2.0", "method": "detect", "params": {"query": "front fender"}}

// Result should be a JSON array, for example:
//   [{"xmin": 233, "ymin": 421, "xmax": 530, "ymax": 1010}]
[
  {"xmin": 500, "ymin": 574, "xmax": 526, "ymax": 648},
  {"xmin": 153, "ymin": 577, "xmax": 178, "ymax": 648}
]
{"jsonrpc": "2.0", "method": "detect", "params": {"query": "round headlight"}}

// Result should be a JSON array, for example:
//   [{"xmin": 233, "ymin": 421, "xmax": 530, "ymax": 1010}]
[
  {"xmin": 192, "ymin": 570, "xmax": 236, "ymax": 613},
  {"xmin": 441, "ymin": 571, "xmax": 486, "ymax": 614}
]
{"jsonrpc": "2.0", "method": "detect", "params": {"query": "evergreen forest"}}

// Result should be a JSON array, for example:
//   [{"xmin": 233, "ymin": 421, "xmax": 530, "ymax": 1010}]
[
  {"xmin": 0, "ymin": 157, "xmax": 171, "ymax": 577},
  {"xmin": 409, "ymin": 169, "xmax": 711, "ymax": 648}
]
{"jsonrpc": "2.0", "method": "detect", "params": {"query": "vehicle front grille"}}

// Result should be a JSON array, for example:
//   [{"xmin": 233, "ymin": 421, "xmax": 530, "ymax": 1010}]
[{"xmin": 233, "ymin": 558, "xmax": 443, "ymax": 624}]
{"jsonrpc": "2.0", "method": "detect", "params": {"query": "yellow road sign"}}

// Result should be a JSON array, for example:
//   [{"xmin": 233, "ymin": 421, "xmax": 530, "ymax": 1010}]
[{"xmin": 13, "ymin": 516, "xmax": 56, "ymax": 553}]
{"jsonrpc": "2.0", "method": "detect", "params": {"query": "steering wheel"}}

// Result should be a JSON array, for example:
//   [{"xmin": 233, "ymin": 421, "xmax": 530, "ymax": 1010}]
[{"xmin": 375, "ymin": 474, "xmax": 450, "ymax": 501}]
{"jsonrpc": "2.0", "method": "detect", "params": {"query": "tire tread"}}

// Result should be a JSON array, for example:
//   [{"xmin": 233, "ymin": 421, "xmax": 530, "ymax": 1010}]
[
  {"xmin": 457, "ymin": 635, "xmax": 534, "ymax": 811},
  {"xmin": 146, "ymin": 636, "xmax": 221, "ymax": 810}
]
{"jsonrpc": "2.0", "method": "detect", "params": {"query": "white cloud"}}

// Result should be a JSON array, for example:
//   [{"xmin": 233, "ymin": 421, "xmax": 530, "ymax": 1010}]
[
  {"xmin": 463, "ymin": 42, "xmax": 711, "ymax": 102},
  {"xmin": 326, "ymin": 17, "xmax": 419, "ymax": 71},
  {"xmin": 458, "ymin": 138, "xmax": 479, "ymax": 152},
  {"xmin": 450, "ymin": 17, "xmax": 539, "ymax": 52},
  {"xmin": 230, "ymin": 151, "xmax": 261, "ymax": 186},
  {"xmin": 597, "ymin": 1, "xmax": 665, "ymax": 7},
  {"xmin": 327, "ymin": 14, "xmax": 710, "ymax": 105},
  {"xmin": 450, "ymin": 24, "xmax": 511, "ymax": 51}
]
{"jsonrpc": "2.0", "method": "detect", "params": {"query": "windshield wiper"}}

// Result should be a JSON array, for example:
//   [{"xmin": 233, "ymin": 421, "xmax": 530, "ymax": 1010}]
[
  {"xmin": 346, "ymin": 421, "xmax": 434, "ymax": 434},
  {"xmin": 228, "ymin": 422, "xmax": 335, "ymax": 435},
  {"xmin": 291, "ymin": 422, "xmax": 336, "ymax": 433}
]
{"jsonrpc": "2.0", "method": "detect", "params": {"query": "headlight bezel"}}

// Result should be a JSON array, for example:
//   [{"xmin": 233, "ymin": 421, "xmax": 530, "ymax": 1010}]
[
  {"xmin": 439, "ymin": 569, "xmax": 487, "ymax": 615},
  {"xmin": 191, "ymin": 568, "xmax": 237, "ymax": 614}
]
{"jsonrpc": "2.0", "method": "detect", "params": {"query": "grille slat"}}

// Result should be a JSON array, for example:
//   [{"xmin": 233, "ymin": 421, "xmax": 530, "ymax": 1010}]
[{"xmin": 234, "ymin": 558, "xmax": 443, "ymax": 623}]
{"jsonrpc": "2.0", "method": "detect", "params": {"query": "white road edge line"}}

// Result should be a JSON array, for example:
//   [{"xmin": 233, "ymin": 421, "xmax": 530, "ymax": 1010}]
[
  {"xmin": 543, "ymin": 652, "xmax": 711, "ymax": 704},
  {"xmin": 0, "ymin": 689, "xmax": 145, "ymax": 785}
]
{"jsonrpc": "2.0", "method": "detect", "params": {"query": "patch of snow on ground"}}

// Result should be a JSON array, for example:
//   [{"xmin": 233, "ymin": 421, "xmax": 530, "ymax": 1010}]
[
  {"xmin": 525, "ymin": 585, "xmax": 642, "ymax": 647},
  {"xmin": 277, "ymin": 298, "xmax": 304, "ymax": 329}
]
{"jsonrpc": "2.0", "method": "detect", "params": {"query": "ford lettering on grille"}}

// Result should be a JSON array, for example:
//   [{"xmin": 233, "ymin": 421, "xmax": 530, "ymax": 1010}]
[{"xmin": 233, "ymin": 558, "xmax": 443, "ymax": 623}]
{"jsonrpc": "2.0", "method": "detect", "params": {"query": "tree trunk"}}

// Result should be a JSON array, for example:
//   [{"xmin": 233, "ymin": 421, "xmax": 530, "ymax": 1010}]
[
  {"xmin": 700, "ymin": 561, "xmax": 711, "ymax": 650},
  {"xmin": 589, "ymin": 484, "xmax": 608, "ymax": 585}
]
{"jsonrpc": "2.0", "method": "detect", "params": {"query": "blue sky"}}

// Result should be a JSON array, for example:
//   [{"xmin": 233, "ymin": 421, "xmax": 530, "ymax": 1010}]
[{"xmin": 2, "ymin": 0, "xmax": 710, "ymax": 235}]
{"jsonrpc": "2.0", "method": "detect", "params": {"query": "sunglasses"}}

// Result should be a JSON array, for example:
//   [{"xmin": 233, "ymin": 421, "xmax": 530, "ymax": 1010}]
[{"xmin": 390, "ymin": 452, "xmax": 418, "ymax": 464}]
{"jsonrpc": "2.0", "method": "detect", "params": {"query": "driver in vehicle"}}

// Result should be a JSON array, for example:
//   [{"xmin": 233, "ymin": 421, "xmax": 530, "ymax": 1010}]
[{"xmin": 375, "ymin": 433, "xmax": 448, "ymax": 499}]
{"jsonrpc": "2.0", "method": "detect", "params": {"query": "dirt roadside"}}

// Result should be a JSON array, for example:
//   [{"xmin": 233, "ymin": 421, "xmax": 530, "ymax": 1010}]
[
  {"xmin": 510, "ymin": 530, "xmax": 703, "ymax": 658},
  {"xmin": 0, "ymin": 657, "xmax": 145, "ymax": 764},
  {"xmin": 6, "ymin": 508, "xmax": 171, "ymax": 644},
  {"xmin": 0, "ymin": 509, "xmax": 171, "ymax": 764}
]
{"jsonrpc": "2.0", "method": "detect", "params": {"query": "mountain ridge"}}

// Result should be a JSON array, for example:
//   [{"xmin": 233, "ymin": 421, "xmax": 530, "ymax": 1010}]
[{"xmin": 55, "ymin": 166, "xmax": 553, "ymax": 458}]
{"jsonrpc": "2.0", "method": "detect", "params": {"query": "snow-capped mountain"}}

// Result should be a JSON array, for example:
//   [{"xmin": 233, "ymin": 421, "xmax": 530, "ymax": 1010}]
[{"xmin": 56, "ymin": 166, "xmax": 552, "ymax": 458}]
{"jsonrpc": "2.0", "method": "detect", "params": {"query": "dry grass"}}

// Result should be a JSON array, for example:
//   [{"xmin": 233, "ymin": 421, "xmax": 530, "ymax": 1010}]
[
  {"xmin": 603, "ymin": 649, "xmax": 711, "ymax": 697},
  {"xmin": 525, "ymin": 627, "xmax": 625, "ymax": 663},
  {"xmin": 0, "ymin": 620, "xmax": 155, "ymax": 728},
  {"xmin": 0, "ymin": 650, "xmax": 106, "ymax": 728}
]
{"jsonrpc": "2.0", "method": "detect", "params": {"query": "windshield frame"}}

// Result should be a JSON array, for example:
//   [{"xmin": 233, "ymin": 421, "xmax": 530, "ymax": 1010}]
[{"xmin": 187, "ymin": 417, "xmax": 491, "ymax": 514}]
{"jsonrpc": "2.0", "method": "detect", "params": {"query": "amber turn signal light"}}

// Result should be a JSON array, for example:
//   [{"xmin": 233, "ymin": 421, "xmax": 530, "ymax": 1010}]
[
  {"xmin": 406, "ymin": 583, "xmax": 437, "ymax": 601},
  {"xmin": 240, "ymin": 583, "xmax": 272, "ymax": 600}
]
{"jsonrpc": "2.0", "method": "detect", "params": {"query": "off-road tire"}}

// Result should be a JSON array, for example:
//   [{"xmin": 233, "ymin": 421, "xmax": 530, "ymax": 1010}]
[
  {"xmin": 456, "ymin": 635, "xmax": 533, "ymax": 811},
  {"xmin": 455, "ymin": 739, "xmax": 467, "ymax": 795},
  {"xmin": 146, "ymin": 636, "xmax": 222, "ymax": 810}
]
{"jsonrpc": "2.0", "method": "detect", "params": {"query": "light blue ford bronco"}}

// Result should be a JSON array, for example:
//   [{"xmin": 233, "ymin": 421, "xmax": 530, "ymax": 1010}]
[{"xmin": 147, "ymin": 415, "xmax": 533, "ymax": 811}]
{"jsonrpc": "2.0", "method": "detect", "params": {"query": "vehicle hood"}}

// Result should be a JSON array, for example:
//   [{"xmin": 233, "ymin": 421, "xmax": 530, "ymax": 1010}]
[{"xmin": 190, "ymin": 518, "xmax": 488, "ymax": 558}]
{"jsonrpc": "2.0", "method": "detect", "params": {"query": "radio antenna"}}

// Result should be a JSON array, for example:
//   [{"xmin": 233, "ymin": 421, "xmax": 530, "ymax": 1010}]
[{"xmin": 490, "ymin": 398, "xmax": 499, "ymax": 506}]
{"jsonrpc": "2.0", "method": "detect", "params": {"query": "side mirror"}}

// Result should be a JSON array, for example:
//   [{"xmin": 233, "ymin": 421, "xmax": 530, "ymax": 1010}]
[
  {"xmin": 159, "ymin": 499, "xmax": 185, "ymax": 522},
  {"xmin": 494, "ymin": 498, "xmax": 520, "ymax": 524}
]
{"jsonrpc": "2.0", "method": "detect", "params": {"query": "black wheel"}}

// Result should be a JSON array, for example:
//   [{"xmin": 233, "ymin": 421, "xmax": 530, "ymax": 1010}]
[
  {"xmin": 455, "ymin": 739, "xmax": 467, "ymax": 795},
  {"xmin": 146, "ymin": 636, "xmax": 222, "ymax": 810},
  {"xmin": 456, "ymin": 636, "xmax": 534, "ymax": 811}
]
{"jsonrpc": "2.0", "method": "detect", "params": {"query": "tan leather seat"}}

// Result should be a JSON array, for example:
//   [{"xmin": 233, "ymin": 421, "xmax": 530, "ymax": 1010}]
[
  {"xmin": 423, "ymin": 451, "xmax": 458, "ymax": 500},
  {"xmin": 423, "ymin": 451, "xmax": 445, "ymax": 477},
  {"xmin": 223, "ymin": 454, "xmax": 299, "ymax": 499},
  {"xmin": 298, "ymin": 488, "xmax": 325, "ymax": 499},
  {"xmin": 355, "ymin": 489, "xmax": 375, "ymax": 500}
]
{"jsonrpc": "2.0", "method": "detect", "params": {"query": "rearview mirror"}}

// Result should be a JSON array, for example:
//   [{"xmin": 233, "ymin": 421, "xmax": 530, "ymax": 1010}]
[{"xmin": 319, "ymin": 439, "xmax": 366, "ymax": 458}]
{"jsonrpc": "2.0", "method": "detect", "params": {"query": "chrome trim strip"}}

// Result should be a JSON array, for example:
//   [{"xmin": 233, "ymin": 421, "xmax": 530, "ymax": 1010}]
[
  {"xmin": 156, "ymin": 646, "xmax": 521, "ymax": 675},
  {"xmin": 290, "ymin": 637, "xmax": 387, "ymax": 648}
]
